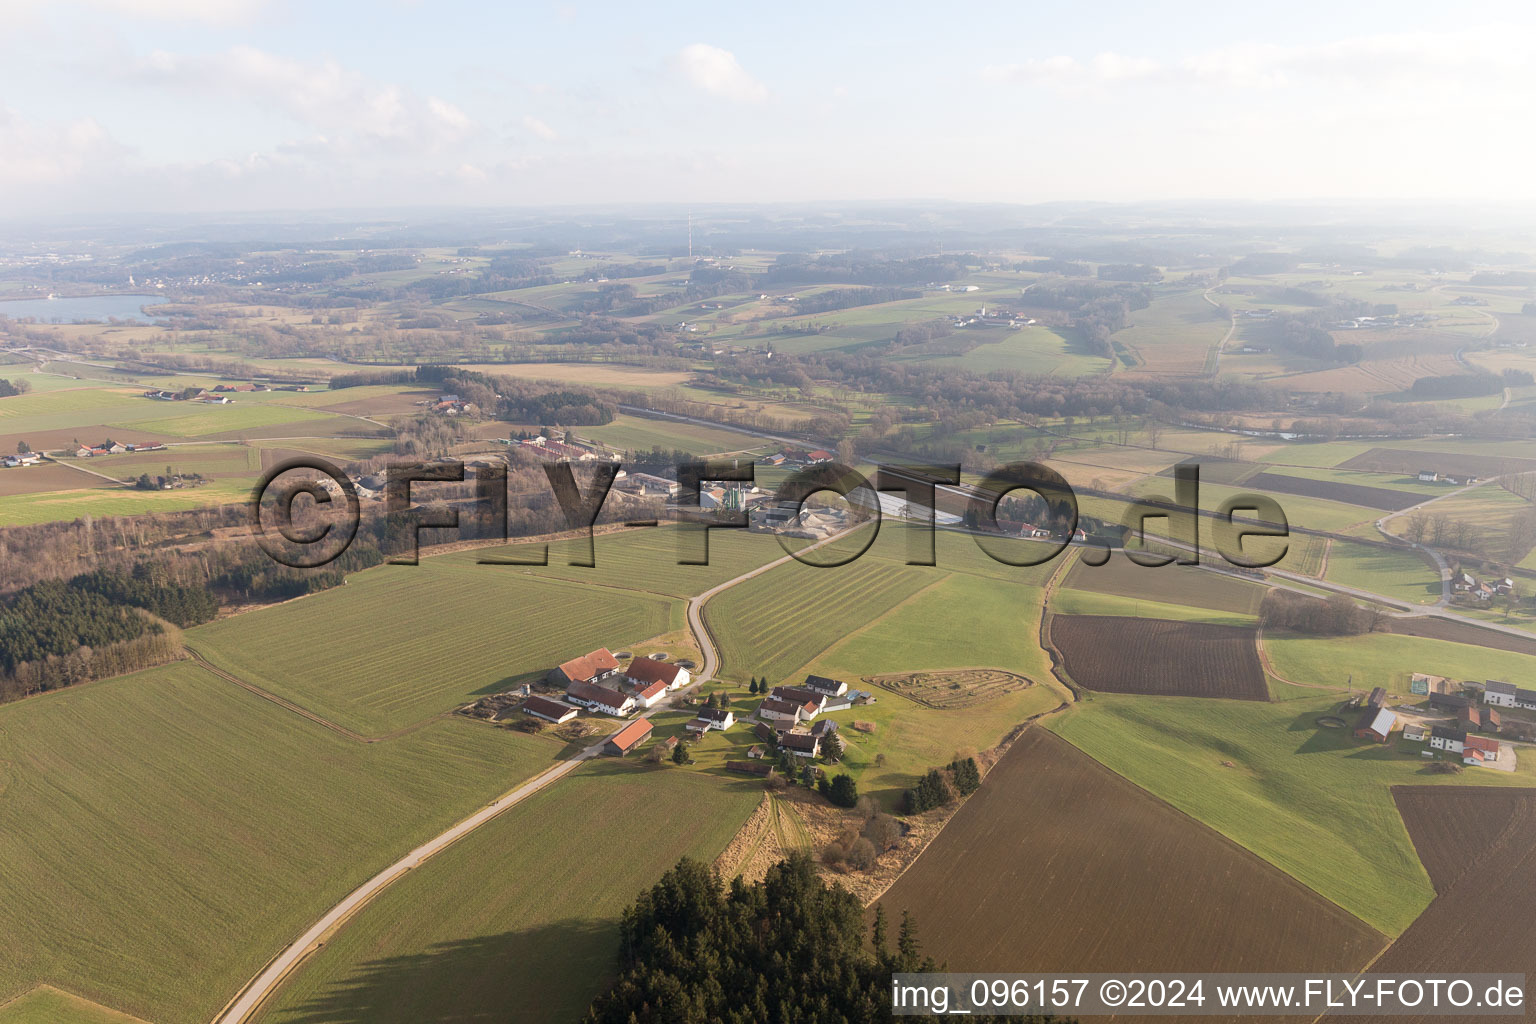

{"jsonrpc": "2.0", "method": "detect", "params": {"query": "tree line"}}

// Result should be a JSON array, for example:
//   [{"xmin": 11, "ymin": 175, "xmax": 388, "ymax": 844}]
[{"xmin": 585, "ymin": 853, "xmax": 1068, "ymax": 1024}]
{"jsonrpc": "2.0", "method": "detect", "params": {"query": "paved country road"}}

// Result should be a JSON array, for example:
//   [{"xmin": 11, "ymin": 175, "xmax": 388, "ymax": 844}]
[{"xmin": 213, "ymin": 522, "xmax": 855, "ymax": 1023}]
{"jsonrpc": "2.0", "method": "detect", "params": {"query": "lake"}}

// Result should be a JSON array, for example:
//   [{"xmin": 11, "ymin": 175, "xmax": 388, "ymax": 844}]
[{"xmin": 0, "ymin": 294, "xmax": 167, "ymax": 323}]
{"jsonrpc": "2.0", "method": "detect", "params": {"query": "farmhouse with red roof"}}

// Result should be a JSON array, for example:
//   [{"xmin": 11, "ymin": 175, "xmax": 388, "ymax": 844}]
[{"xmin": 547, "ymin": 648, "xmax": 620, "ymax": 687}]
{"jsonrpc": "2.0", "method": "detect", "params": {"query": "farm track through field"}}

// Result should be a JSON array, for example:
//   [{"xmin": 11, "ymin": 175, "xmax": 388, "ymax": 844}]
[{"xmin": 216, "ymin": 524, "xmax": 859, "ymax": 1022}]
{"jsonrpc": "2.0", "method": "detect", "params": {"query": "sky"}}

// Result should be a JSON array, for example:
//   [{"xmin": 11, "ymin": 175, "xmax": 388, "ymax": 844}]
[{"xmin": 4, "ymin": 0, "xmax": 1536, "ymax": 214}]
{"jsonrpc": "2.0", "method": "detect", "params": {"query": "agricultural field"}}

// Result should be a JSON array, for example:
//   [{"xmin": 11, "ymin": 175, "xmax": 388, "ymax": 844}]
[
  {"xmin": 1383, "ymin": 614, "xmax": 1536, "ymax": 657},
  {"xmin": 1062, "ymin": 551, "xmax": 1266, "ymax": 615},
  {"xmin": 1321, "ymin": 541, "xmax": 1441, "ymax": 606},
  {"xmin": 1047, "ymin": 693, "xmax": 1536, "ymax": 935},
  {"xmin": 580, "ymin": 413, "xmax": 768, "ymax": 455},
  {"xmin": 1340, "ymin": 447, "xmax": 1536, "ymax": 479},
  {"xmin": 486, "ymin": 523, "xmax": 787, "ymax": 599},
  {"xmin": 1048, "ymin": 587, "xmax": 1259, "ymax": 627},
  {"xmin": 1265, "ymin": 630, "xmax": 1536, "ymax": 695},
  {"xmin": 0, "ymin": 987, "xmax": 146, "ymax": 1024},
  {"xmin": 1242, "ymin": 471, "xmax": 1425, "ymax": 511},
  {"xmin": 252, "ymin": 763, "xmax": 761, "ymax": 1024},
  {"xmin": 1366, "ymin": 787, "xmax": 1536, "ymax": 1022},
  {"xmin": 1112, "ymin": 289, "xmax": 1231, "ymax": 375},
  {"xmin": 908, "ymin": 324, "xmax": 1111, "ymax": 376},
  {"xmin": 1384, "ymin": 481, "xmax": 1536, "ymax": 566},
  {"xmin": 0, "ymin": 662, "xmax": 561, "ymax": 1023},
  {"xmin": 1050, "ymin": 614, "xmax": 1268, "ymax": 700},
  {"xmin": 0, "ymin": 462, "xmax": 96, "ymax": 496},
  {"xmin": 0, "ymin": 478, "xmax": 255, "ymax": 525},
  {"xmin": 191, "ymin": 560, "xmax": 680, "ymax": 735},
  {"xmin": 705, "ymin": 556, "xmax": 937, "ymax": 683},
  {"xmin": 875, "ymin": 729, "xmax": 1385, "ymax": 993}
]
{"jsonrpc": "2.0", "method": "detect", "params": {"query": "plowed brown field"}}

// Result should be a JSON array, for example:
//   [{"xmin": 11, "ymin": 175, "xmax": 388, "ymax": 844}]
[
  {"xmin": 1341, "ymin": 787, "xmax": 1536, "ymax": 1022},
  {"xmin": 1051, "ymin": 614, "xmax": 1268, "ymax": 700},
  {"xmin": 874, "ymin": 730, "xmax": 1385, "ymax": 1023}
]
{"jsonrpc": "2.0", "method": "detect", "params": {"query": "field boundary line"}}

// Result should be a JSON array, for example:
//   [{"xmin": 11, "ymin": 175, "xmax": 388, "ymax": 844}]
[
  {"xmin": 0, "ymin": 984, "xmax": 156, "ymax": 1024},
  {"xmin": 211, "ymin": 752, "xmax": 595, "ymax": 1024},
  {"xmin": 781, "ymin": 574, "xmax": 950, "ymax": 683},
  {"xmin": 184, "ymin": 646, "xmax": 389, "ymax": 743},
  {"xmin": 1044, "ymin": 724, "xmax": 1394, "ymax": 946}
]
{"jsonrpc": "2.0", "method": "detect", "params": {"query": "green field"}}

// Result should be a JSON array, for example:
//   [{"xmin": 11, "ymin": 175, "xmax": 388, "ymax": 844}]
[
  {"xmin": 581, "ymin": 413, "xmax": 767, "ymax": 456},
  {"xmin": 0, "ymin": 987, "xmax": 147, "ymax": 1024},
  {"xmin": 1266, "ymin": 630, "xmax": 1536, "ymax": 694},
  {"xmin": 914, "ymin": 325, "xmax": 1111, "ymax": 376},
  {"xmin": 1322, "ymin": 541, "xmax": 1441, "ymax": 606},
  {"xmin": 191, "ymin": 561, "xmax": 680, "ymax": 735},
  {"xmin": 492, "ymin": 525, "xmax": 787, "ymax": 599},
  {"xmin": 0, "ymin": 480, "xmax": 254, "ymax": 525},
  {"xmin": 1048, "ymin": 693, "xmax": 1536, "ymax": 935},
  {"xmin": 1050, "ymin": 587, "xmax": 1258, "ymax": 626},
  {"xmin": 0, "ymin": 663, "xmax": 562, "ymax": 1023},
  {"xmin": 253, "ymin": 762, "xmax": 761, "ymax": 1024}
]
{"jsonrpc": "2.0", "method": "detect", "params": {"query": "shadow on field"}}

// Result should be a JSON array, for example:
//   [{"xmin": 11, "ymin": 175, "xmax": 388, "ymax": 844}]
[{"xmin": 268, "ymin": 919, "xmax": 614, "ymax": 1024}]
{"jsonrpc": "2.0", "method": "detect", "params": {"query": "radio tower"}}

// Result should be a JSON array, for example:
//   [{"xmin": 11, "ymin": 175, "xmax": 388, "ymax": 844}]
[{"xmin": 687, "ymin": 210, "xmax": 694, "ymax": 260}]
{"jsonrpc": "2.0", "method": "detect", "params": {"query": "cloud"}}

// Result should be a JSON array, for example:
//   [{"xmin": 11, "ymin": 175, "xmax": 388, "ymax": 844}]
[
  {"xmin": 983, "ymin": 28, "xmax": 1535, "ymax": 94},
  {"xmin": 0, "ymin": 104, "xmax": 132, "ymax": 185},
  {"xmin": 522, "ymin": 115, "xmax": 557, "ymax": 140},
  {"xmin": 670, "ymin": 43, "xmax": 768, "ymax": 102},
  {"xmin": 125, "ymin": 46, "xmax": 475, "ymax": 153},
  {"xmin": 16, "ymin": 0, "xmax": 266, "ymax": 24}
]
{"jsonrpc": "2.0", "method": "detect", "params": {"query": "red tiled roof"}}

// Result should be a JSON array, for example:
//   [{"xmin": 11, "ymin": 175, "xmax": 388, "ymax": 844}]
[
  {"xmin": 626, "ymin": 657, "xmax": 682, "ymax": 686},
  {"xmin": 607, "ymin": 718, "xmax": 653, "ymax": 752},
  {"xmin": 635, "ymin": 681, "xmax": 667, "ymax": 700},
  {"xmin": 1464, "ymin": 734, "xmax": 1500, "ymax": 754},
  {"xmin": 556, "ymin": 648, "xmax": 619, "ymax": 684}
]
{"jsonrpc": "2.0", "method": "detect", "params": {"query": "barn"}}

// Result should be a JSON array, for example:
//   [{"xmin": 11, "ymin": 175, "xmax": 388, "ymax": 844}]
[
  {"xmin": 548, "ymin": 648, "xmax": 620, "ymax": 687},
  {"xmin": 1429, "ymin": 692, "xmax": 1472, "ymax": 713},
  {"xmin": 626, "ymin": 656, "xmax": 690, "ymax": 692},
  {"xmin": 1484, "ymin": 680, "xmax": 1517, "ymax": 708},
  {"xmin": 1354, "ymin": 707, "xmax": 1397, "ymax": 744},
  {"xmin": 566, "ymin": 680, "xmax": 635, "ymax": 716},
  {"xmin": 520, "ymin": 695, "xmax": 578, "ymax": 724},
  {"xmin": 1461, "ymin": 706, "xmax": 1502, "ymax": 733},
  {"xmin": 605, "ymin": 719, "xmax": 653, "ymax": 756},
  {"xmin": 1366, "ymin": 687, "xmax": 1387, "ymax": 710}
]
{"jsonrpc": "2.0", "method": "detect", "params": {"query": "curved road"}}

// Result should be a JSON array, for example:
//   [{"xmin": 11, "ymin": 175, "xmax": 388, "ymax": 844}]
[{"xmin": 214, "ymin": 523, "xmax": 856, "ymax": 1023}]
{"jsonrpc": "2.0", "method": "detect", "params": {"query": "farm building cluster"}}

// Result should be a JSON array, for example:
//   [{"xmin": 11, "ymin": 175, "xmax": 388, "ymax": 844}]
[
  {"xmin": 534, "ymin": 646, "xmax": 693, "ymax": 720},
  {"xmin": 511, "ymin": 646, "xmax": 876, "ymax": 768},
  {"xmin": 1348, "ymin": 676, "xmax": 1531, "ymax": 770},
  {"xmin": 70, "ymin": 440, "xmax": 167, "ymax": 458},
  {"xmin": 747, "ymin": 674, "xmax": 874, "ymax": 762}
]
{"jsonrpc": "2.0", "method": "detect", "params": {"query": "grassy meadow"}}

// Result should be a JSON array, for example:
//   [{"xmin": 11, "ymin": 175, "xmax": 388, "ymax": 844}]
[
  {"xmin": 252, "ymin": 762, "xmax": 761, "ymax": 1024},
  {"xmin": 0, "ymin": 662, "xmax": 562, "ymax": 1023},
  {"xmin": 191, "ymin": 561, "xmax": 681, "ymax": 736}
]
